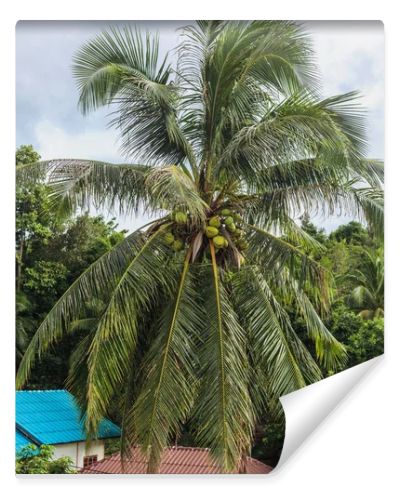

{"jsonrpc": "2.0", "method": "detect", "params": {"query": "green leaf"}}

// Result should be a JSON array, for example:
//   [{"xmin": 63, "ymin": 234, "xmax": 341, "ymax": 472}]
[
  {"xmin": 193, "ymin": 242, "xmax": 254, "ymax": 471},
  {"xmin": 84, "ymin": 225, "xmax": 179, "ymax": 435},
  {"xmin": 280, "ymin": 269, "xmax": 347, "ymax": 371},
  {"xmin": 132, "ymin": 250, "xmax": 202, "ymax": 472},
  {"xmin": 17, "ymin": 159, "xmax": 154, "ymax": 217},
  {"xmin": 16, "ymin": 222, "xmax": 167, "ymax": 389},
  {"xmin": 146, "ymin": 165, "xmax": 208, "ymax": 222},
  {"xmin": 233, "ymin": 268, "xmax": 322, "ymax": 396},
  {"xmin": 73, "ymin": 26, "xmax": 196, "ymax": 167}
]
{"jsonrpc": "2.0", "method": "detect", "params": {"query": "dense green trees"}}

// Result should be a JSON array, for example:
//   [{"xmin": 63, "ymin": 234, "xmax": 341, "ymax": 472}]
[
  {"xmin": 299, "ymin": 218, "xmax": 384, "ymax": 369},
  {"xmin": 16, "ymin": 22, "xmax": 383, "ymax": 472},
  {"xmin": 16, "ymin": 145, "xmax": 126, "ymax": 384},
  {"xmin": 16, "ymin": 145, "xmax": 41, "ymax": 167},
  {"xmin": 346, "ymin": 248, "xmax": 384, "ymax": 319},
  {"xmin": 16, "ymin": 445, "xmax": 75, "ymax": 474}
]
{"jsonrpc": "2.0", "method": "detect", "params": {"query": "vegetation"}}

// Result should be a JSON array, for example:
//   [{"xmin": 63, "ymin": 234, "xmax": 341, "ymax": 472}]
[
  {"xmin": 16, "ymin": 21, "xmax": 383, "ymax": 472},
  {"xmin": 16, "ymin": 444, "xmax": 76, "ymax": 474},
  {"xmin": 297, "ymin": 219, "xmax": 384, "ymax": 366},
  {"xmin": 15, "ymin": 145, "xmax": 126, "ymax": 384},
  {"xmin": 346, "ymin": 248, "xmax": 384, "ymax": 319}
]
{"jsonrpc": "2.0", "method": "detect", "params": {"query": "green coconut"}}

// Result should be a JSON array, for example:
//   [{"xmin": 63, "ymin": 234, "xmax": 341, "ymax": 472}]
[
  {"xmin": 237, "ymin": 239, "xmax": 249, "ymax": 251},
  {"xmin": 175, "ymin": 211, "xmax": 188, "ymax": 224},
  {"xmin": 209, "ymin": 216, "xmax": 221, "ymax": 228},
  {"xmin": 224, "ymin": 216, "xmax": 234, "ymax": 226},
  {"xmin": 164, "ymin": 232, "xmax": 175, "ymax": 245},
  {"xmin": 205, "ymin": 226, "xmax": 219, "ymax": 238},
  {"xmin": 223, "ymin": 238, "xmax": 229, "ymax": 248},
  {"xmin": 227, "ymin": 222, "xmax": 236, "ymax": 233},
  {"xmin": 233, "ymin": 213, "xmax": 243, "ymax": 222},
  {"xmin": 213, "ymin": 235, "xmax": 226, "ymax": 249},
  {"xmin": 172, "ymin": 239, "xmax": 184, "ymax": 251},
  {"xmin": 221, "ymin": 208, "xmax": 231, "ymax": 216}
]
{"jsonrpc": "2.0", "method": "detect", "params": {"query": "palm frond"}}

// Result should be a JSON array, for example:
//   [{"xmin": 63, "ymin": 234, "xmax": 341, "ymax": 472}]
[
  {"xmin": 73, "ymin": 26, "xmax": 170, "ymax": 113},
  {"xmin": 246, "ymin": 154, "xmax": 383, "ymax": 229},
  {"xmin": 234, "ymin": 268, "xmax": 322, "ymax": 396},
  {"xmin": 16, "ymin": 222, "xmax": 165, "ymax": 389},
  {"xmin": 245, "ymin": 223, "xmax": 330, "ymax": 304},
  {"xmin": 66, "ymin": 334, "xmax": 94, "ymax": 411},
  {"xmin": 219, "ymin": 91, "xmax": 366, "ymax": 184},
  {"xmin": 350, "ymin": 159, "xmax": 384, "ymax": 188},
  {"xmin": 344, "ymin": 247, "xmax": 384, "ymax": 315},
  {"xmin": 280, "ymin": 270, "xmax": 347, "ymax": 371},
  {"xmin": 178, "ymin": 21, "xmax": 317, "ymax": 165},
  {"xmin": 84, "ymin": 226, "xmax": 180, "ymax": 435},
  {"xmin": 351, "ymin": 187, "xmax": 384, "ymax": 239},
  {"xmin": 146, "ymin": 165, "xmax": 208, "ymax": 222},
  {"xmin": 132, "ymin": 251, "xmax": 202, "ymax": 472},
  {"xmin": 193, "ymin": 243, "xmax": 254, "ymax": 471},
  {"xmin": 270, "ymin": 216, "xmax": 326, "ymax": 255},
  {"xmin": 246, "ymin": 154, "xmax": 349, "ymax": 222},
  {"xmin": 17, "ymin": 159, "xmax": 155, "ymax": 217},
  {"xmin": 351, "ymin": 286, "xmax": 376, "ymax": 309},
  {"xmin": 73, "ymin": 26, "xmax": 197, "ymax": 168}
]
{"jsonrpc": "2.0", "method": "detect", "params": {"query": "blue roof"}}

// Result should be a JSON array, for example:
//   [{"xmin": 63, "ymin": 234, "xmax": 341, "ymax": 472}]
[
  {"xmin": 16, "ymin": 429, "xmax": 36, "ymax": 454},
  {"xmin": 16, "ymin": 390, "xmax": 121, "ymax": 449}
]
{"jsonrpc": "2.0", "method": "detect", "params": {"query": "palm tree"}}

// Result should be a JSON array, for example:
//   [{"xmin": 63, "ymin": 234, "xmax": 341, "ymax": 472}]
[
  {"xmin": 347, "ymin": 247, "xmax": 384, "ymax": 319},
  {"xmin": 16, "ymin": 21, "xmax": 383, "ymax": 472}
]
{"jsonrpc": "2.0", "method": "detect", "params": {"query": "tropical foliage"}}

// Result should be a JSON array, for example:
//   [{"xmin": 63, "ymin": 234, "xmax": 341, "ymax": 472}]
[
  {"xmin": 346, "ymin": 247, "xmax": 384, "ymax": 319},
  {"xmin": 16, "ymin": 21, "xmax": 383, "ymax": 472},
  {"xmin": 15, "ymin": 146, "xmax": 127, "ymax": 382},
  {"xmin": 293, "ymin": 219, "xmax": 384, "ymax": 369},
  {"xmin": 16, "ymin": 444, "xmax": 76, "ymax": 474}
]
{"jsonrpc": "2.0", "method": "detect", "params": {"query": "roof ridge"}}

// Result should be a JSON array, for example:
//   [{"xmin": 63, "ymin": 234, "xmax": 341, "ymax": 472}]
[
  {"xmin": 109, "ymin": 445, "xmax": 211, "ymax": 459},
  {"xmin": 108, "ymin": 444, "xmax": 210, "ymax": 457},
  {"xmin": 16, "ymin": 423, "xmax": 42, "ymax": 447},
  {"xmin": 168, "ymin": 445, "xmax": 211, "ymax": 452},
  {"xmin": 111, "ymin": 445, "xmax": 266, "ymax": 456}
]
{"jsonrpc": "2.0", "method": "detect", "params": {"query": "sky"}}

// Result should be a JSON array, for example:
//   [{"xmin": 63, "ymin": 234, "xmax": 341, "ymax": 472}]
[{"xmin": 16, "ymin": 21, "xmax": 384, "ymax": 232}]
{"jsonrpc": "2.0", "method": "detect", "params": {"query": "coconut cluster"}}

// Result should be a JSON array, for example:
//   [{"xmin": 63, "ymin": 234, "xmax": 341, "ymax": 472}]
[
  {"xmin": 162, "ymin": 208, "xmax": 249, "ymax": 259},
  {"xmin": 204, "ymin": 208, "xmax": 248, "ymax": 252},
  {"xmin": 163, "ymin": 211, "xmax": 189, "ymax": 251}
]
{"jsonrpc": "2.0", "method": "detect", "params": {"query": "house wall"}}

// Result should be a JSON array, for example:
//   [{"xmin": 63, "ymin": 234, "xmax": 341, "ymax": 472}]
[{"xmin": 52, "ymin": 440, "xmax": 105, "ymax": 469}]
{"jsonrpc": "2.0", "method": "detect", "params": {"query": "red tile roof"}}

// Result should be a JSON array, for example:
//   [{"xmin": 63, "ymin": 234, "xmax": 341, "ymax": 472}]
[{"xmin": 80, "ymin": 446, "xmax": 273, "ymax": 474}]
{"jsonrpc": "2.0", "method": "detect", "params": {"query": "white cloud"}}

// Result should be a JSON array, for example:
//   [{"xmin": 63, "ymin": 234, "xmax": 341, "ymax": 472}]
[
  {"xmin": 34, "ymin": 120, "xmax": 124, "ymax": 163},
  {"xmin": 311, "ymin": 22, "xmax": 384, "ymax": 93},
  {"xmin": 309, "ymin": 21, "xmax": 384, "ymax": 158}
]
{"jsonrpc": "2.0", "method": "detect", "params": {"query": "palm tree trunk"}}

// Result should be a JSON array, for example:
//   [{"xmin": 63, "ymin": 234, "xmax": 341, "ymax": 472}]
[{"xmin": 237, "ymin": 452, "xmax": 247, "ymax": 473}]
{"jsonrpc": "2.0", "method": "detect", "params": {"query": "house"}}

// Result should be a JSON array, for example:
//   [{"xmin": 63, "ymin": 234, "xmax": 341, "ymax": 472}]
[
  {"xmin": 16, "ymin": 390, "xmax": 121, "ymax": 469},
  {"xmin": 80, "ymin": 445, "xmax": 273, "ymax": 474}
]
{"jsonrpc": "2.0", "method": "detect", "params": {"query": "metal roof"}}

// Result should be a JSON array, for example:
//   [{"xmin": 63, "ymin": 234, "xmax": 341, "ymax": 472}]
[
  {"xmin": 16, "ymin": 429, "xmax": 36, "ymax": 454},
  {"xmin": 16, "ymin": 390, "xmax": 121, "ymax": 447},
  {"xmin": 80, "ymin": 446, "xmax": 273, "ymax": 474}
]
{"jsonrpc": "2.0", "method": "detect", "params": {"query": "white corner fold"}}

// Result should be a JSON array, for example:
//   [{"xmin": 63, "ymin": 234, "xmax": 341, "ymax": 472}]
[{"xmin": 275, "ymin": 355, "xmax": 383, "ymax": 470}]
